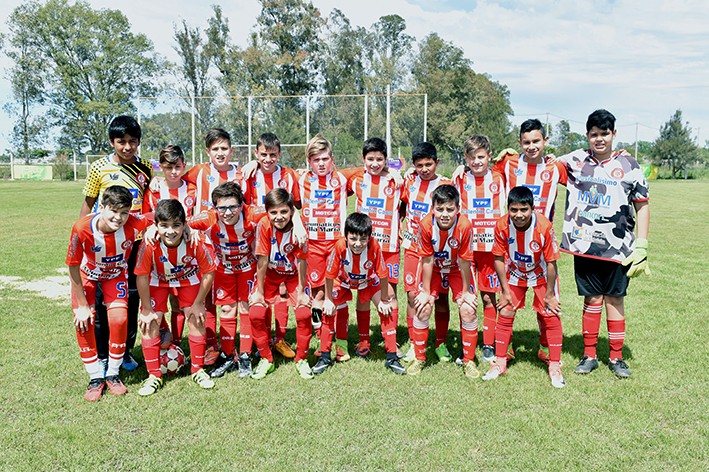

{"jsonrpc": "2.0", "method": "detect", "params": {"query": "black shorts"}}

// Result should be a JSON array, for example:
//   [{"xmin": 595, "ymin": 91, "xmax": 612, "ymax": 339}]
[{"xmin": 573, "ymin": 255, "xmax": 629, "ymax": 297}]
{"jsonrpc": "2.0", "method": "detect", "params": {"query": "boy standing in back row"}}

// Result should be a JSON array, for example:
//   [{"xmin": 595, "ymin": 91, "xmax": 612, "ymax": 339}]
[{"xmin": 558, "ymin": 109, "xmax": 650, "ymax": 378}]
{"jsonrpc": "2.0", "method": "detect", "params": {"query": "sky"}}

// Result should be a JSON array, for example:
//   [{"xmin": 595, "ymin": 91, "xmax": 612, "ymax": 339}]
[{"xmin": 1, "ymin": 0, "xmax": 708, "ymax": 152}]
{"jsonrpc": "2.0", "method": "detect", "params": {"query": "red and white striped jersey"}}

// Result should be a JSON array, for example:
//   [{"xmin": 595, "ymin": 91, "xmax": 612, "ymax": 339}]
[
  {"xmin": 492, "ymin": 212, "xmax": 560, "ymax": 287},
  {"xmin": 325, "ymin": 237, "xmax": 387, "ymax": 290},
  {"xmin": 66, "ymin": 213, "xmax": 151, "ymax": 280},
  {"xmin": 298, "ymin": 170, "xmax": 349, "ymax": 240},
  {"xmin": 207, "ymin": 205, "xmax": 262, "ymax": 274},
  {"xmin": 134, "ymin": 237, "xmax": 216, "ymax": 288},
  {"xmin": 400, "ymin": 174, "xmax": 451, "ymax": 252},
  {"xmin": 254, "ymin": 219, "xmax": 308, "ymax": 275},
  {"xmin": 348, "ymin": 172, "xmax": 401, "ymax": 252},
  {"xmin": 454, "ymin": 170, "xmax": 506, "ymax": 252},
  {"xmin": 142, "ymin": 180, "xmax": 198, "ymax": 217},
  {"xmin": 184, "ymin": 163, "xmax": 242, "ymax": 214},
  {"xmin": 243, "ymin": 165, "xmax": 301, "ymax": 215},
  {"xmin": 418, "ymin": 213, "xmax": 473, "ymax": 274},
  {"xmin": 492, "ymin": 153, "xmax": 567, "ymax": 221}
]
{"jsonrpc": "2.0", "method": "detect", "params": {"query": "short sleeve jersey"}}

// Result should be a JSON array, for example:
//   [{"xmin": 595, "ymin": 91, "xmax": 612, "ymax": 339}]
[
  {"xmin": 400, "ymin": 174, "xmax": 451, "ymax": 252},
  {"xmin": 492, "ymin": 153, "xmax": 567, "ymax": 221},
  {"xmin": 348, "ymin": 172, "xmax": 401, "ymax": 252},
  {"xmin": 242, "ymin": 165, "xmax": 301, "ymax": 215},
  {"xmin": 142, "ymin": 180, "xmax": 198, "ymax": 217},
  {"xmin": 559, "ymin": 149, "xmax": 649, "ymax": 262},
  {"xmin": 134, "ymin": 238, "xmax": 216, "ymax": 288},
  {"xmin": 297, "ymin": 170, "xmax": 349, "ymax": 240},
  {"xmin": 66, "ymin": 213, "xmax": 151, "ymax": 280},
  {"xmin": 184, "ymin": 162, "xmax": 242, "ymax": 214},
  {"xmin": 254, "ymin": 219, "xmax": 307, "ymax": 275},
  {"xmin": 454, "ymin": 169, "xmax": 506, "ymax": 252},
  {"xmin": 83, "ymin": 154, "xmax": 153, "ymax": 214},
  {"xmin": 418, "ymin": 213, "xmax": 474, "ymax": 274},
  {"xmin": 203, "ymin": 205, "xmax": 263, "ymax": 274},
  {"xmin": 325, "ymin": 237, "xmax": 387, "ymax": 290},
  {"xmin": 492, "ymin": 212, "xmax": 560, "ymax": 287}
]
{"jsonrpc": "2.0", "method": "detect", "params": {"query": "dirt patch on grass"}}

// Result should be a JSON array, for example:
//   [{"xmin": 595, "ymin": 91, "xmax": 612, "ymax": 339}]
[{"xmin": 0, "ymin": 268, "xmax": 71, "ymax": 302}]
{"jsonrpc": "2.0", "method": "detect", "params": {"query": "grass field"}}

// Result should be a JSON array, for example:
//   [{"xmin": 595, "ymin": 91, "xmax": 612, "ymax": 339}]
[{"xmin": 0, "ymin": 179, "xmax": 708, "ymax": 471}]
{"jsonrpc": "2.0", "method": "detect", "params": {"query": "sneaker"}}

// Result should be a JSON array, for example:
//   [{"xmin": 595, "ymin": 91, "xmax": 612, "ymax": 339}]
[
  {"xmin": 98, "ymin": 358, "xmax": 108, "ymax": 378},
  {"xmin": 406, "ymin": 359, "xmax": 425, "ymax": 376},
  {"xmin": 396, "ymin": 344, "xmax": 404, "ymax": 359},
  {"xmin": 159, "ymin": 328, "xmax": 173, "ymax": 349},
  {"xmin": 537, "ymin": 348, "xmax": 564, "ymax": 367},
  {"xmin": 463, "ymin": 361, "xmax": 480, "ymax": 379},
  {"xmin": 210, "ymin": 353, "xmax": 236, "ymax": 378},
  {"xmin": 204, "ymin": 345, "xmax": 219, "ymax": 366},
  {"xmin": 138, "ymin": 374, "xmax": 164, "ymax": 396},
  {"xmin": 574, "ymin": 355, "xmax": 599, "ymax": 374},
  {"xmin": 274, "ymin": 340, "xmax": 296, "ymax": 358},
  {"xmin": 355, "ymin": 340, "xmax": 371, "ymax": 358},
  {"xmin": 549, "ymin": 364, "xmax": 566, "ymax": 388},
  {"xmin": 403, "ymin": 345, "xmax": 417, "ymax": 363},
  {"xmin": 84, "ymin": 378, "xmax": 105, "ymax": 402},
  {"xmin": 192, "ymin": 368, "xmax": 215, "ymax": 389},
  {"xmin": 482, "ymin": 363, "xmax": 507, "ymax": 381},
  {"xmin": 251, "ymin": 359, "xmax": 274, "ymax": 379},
  {"xmin": 435, "ymin": 344, "xmax": 452, "ymax": 362},
  {"xmin": 481, "ymin": 345, "xmax": 495, "ymax": 363},
  {"xmin": 312, "ymin": 354, "xmax": 333, "ymax": 375},
  {"xmin": 455, "ymin": 351, "xmax": 464, "ymax": 366},
  {"xmin": 295, "ymin": 359, "xmax": 314, "ymax": 379},
  {"xmin": 237, "ymin": 352, "xmax": 253, "ymax": 378},
  {"xmin": 121, "ymin": 353, "xmax": 139, "ymax": 371},
  {"xmin": 385, "ymin": 356, "xmax": 406, "ymax": 375},
  {"xmin": 105, "ymin": 375, "xmax": 127, "ymax": 395},
  {"xmin": 609, "ymin": 358, "xmax": 631, "ymax": 378},
  {"xmin": 334, "ymin": 342, "xmax": 350, "ymax": 362}
]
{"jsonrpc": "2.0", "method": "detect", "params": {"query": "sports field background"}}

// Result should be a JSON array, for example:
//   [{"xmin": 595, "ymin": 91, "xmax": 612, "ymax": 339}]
[{"xmin": 0, "ymin": 179, "xmax": 707, "ymax": 471}]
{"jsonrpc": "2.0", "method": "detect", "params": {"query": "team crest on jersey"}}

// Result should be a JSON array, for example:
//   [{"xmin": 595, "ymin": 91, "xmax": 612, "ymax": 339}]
[
  {"xmin": 332, "ymin": 289, "xmax": 339, "ymax": 299},
  {"xmin": 530, "ymin": 241, "xmax": 541, "ymax": 252},
  {"xmin": 384, "ymin": 185, "xmax": 394, "ymax": 196},
  {"xmin": 243, "ymin": 230, "xmax": 253, "ymax": 238},
  {"xmin": 489, "ymin": 182, "xmax": 500, "ymax": 194},
  {"xmin": 405, "ymin": 273, "xmax": 414, "ymax": 285},
  {"xmin": 284, "ymin": 243, "xmax": 294, "ymax": 253},
  {"xmin": 311, "ymin": 271, "xmax": 320, "ymax": 281},
  {"xmin": 217, "ymin": 288, "xmax": 225, "ymax": 299},
  {"xmin": 303, "ymin": 208, "xmax": 311, "ymax": 217},
  {"xmin": 449, "ymin": 237, "xmax": 460, "ymax": 248},
  {"xmin": 122, "ymin": 240, "xmax": 132, "ymax": 250},
  {"xmin": 364, "ymin": 260, "xmax": 374, "ymax": 269},
  {"xmin": 611, "ymin": 168, "xmax": 625, "ymax": 179},
  {"xmin": 182, "ymin": 255, "xmax": 194, "ymax": 264},
  {"xmin": 330, "ymin": 178, "xmax": 341, "ymax": 188},
  {"xmin": 540, "ymin": 170, "xmax": 552, "ymax": 182},
  {"xmin": 137, "ymin": 173, "xmax": 146, "ymax": 185},
  {"xmin": 278, "ymin": 179, "xmax": 288, "ymax": 189},
  {"xmin": 185, "ymin": 196, "xmax": 195, "ymax": 207}
]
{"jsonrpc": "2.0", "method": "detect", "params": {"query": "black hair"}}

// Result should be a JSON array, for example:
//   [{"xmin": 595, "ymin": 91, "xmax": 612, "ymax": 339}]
[
  {"xmin": 411, "ymin": 142, "xmax": 438, "ymax": 163},
  {"xmin": 362, "ymin": 137, "xmax": 387, "ymax": 158},
  {"xmin": 205, "ymin": 128, "xmax": 232, "ymax": 148},
  {"xmin": 211, "ymin": 181, "xmax": 244, "ymax": 207},
  {"xmin": 109, "ymin": 116, "xmax": 141, "ymax": 141},
  {"xmin": 264, "ymin": 187, "xmax": 294, "ymax": 212},
  {"xmin": 520, "ymin": 118, "xmax": 546, "ymax": 139},
  {"xmin": 159, "ymin": 144, "xmax": 184, "ymax": 165},
  {"xmin": 431, "ymin": 184, "xmax": 459, "ymax": 207},
  {"xmin": 257, "ymin": 133, "xmax": 281, "ymax": 152},
  {"xmin": 344, "ymin": 212, "xmax": 373, "ymax": 238},
  {"xmin": 507, "ymin": 186, "xmax": 535, "ymax": 209},
  {"xmin": 586, "ymin": 109, "xmax": 616, "ymax": 132},
  {"xmin": 102, "ymin": 185, "xmax": 133, "ymax": 209},
  {"xmin": 155, "ymin": 199, "xmax": 186, "ymax": 224}
]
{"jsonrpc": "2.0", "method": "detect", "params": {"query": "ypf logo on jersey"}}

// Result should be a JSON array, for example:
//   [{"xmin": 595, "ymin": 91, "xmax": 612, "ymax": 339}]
[{"xmin": 611, "ymin": 168, "xmax": 625, "ymax": 179}]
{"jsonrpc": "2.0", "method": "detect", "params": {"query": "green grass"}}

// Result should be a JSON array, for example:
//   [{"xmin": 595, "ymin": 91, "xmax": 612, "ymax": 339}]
[{"xmin": 0, "ymin": 179, "xmax": 708, "ymax": 471}]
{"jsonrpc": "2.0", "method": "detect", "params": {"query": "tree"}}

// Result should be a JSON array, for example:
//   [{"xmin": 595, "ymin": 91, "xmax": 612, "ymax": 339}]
[
  {"xmin": 552, "ymin": 120, "xmax": 586, "ymax": 155},
  {"xmin": 363, "ymin": 14, "xmax": 414, "ymax": 93},
  {"xmin": 320, "ymin": 8, "xmax": 367, "ymax": 95},
  {"xmin": 651, "ymin": 110, "xmax": 698, "ymax": 179},
  {"xmin": 9, "ymin": 0, "xmax": 164, "ymax": 153}
]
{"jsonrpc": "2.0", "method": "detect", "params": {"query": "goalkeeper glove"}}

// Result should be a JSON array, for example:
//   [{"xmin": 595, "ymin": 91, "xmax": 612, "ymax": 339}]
[
  {"xmin": 492, "ymin": 148, "xmax": 517, "ymax": 163},
  {"xmin": 622, "ymin": 238, "xmax": 650, "ymax": 277}
]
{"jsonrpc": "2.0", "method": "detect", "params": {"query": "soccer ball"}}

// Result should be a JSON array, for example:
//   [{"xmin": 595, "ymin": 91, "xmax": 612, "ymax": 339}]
[{"xmin": 160, "ymin": 344, "xmax": 185, "ymax": 375}]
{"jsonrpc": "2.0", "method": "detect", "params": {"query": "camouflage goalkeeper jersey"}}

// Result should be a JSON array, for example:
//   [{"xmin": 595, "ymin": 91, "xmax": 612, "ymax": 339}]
[{"xmin": 559, "ymin": 149, "xmax": 649, "ymax": 263}]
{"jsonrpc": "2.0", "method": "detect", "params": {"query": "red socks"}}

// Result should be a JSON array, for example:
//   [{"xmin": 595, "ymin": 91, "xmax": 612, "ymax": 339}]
[
  {"xmin": 379, "ymin": 311, "xmax": 397, "ymax": 354},
  {"xmin": 335, "ymin": 306, "xmax": 349, "ymax": 342},
  {"xmin": 537, "ymin": 312, "xmax": 549, "ymax": 350},
  {"xmin": 294, "ymin": 306, "xmax": 312, "ymax": 362},
  {"xmin": 582, "ymin": 303, "xmax": 603, "ymax": 358},
  {"xmin": 274, "ymin": 301, "xmax": 289, "ymax": 342},
  {"xmin": 205, "ymin": 308, "xmax": 218, "ymax": 347},
  {"xmin": 239, "ymin": 309, "xmax": 253, "ymax": 354},
  {"xmin": 412, "ymin": 318, "xmax": 429, "ymax": 361},
  {"xmin": 356, "ymin": 309, "xmax": 370, "ymax": 343},
  {"xmin": 461, "ymin": 319, "xmax": 479, "ymax": 362},
  {"xmin": 541, "ymin": 315, "xmax": 563, "ymax": 363},
  {"xmin": 607, "ymin": 319, "xmax": 625, "ymax": 360},
  {"xmin": 320, "ymin": 314, "xmax": 335, "ymax": 353},
  {"xmin": 494, "ymin": 315, "xmax": 515, "ymax": 358},
  {"xmin": 482, "ymin": 305, "xmax": 497, "ymax": 346},
  {"xmin": 219, "ymin": 316, "xmax": 238, "ymax": 356},
  {"xmin": 188, "ymin": 334, "xmax": 206, "ymax": 373},
  {"xmin": 249, "ymin": 305, "xmax": 273, "ymax": 362},
  {"xmin": 142, "ymin": 336, "xmax": 162, "ymax": 377},
  {"xmin": 171, "ymin": 310, "xmax": 185, "ymax": 344},
  {"xmin": 106, "ymin": 307, "xmax": 128, "ymax": 375}
]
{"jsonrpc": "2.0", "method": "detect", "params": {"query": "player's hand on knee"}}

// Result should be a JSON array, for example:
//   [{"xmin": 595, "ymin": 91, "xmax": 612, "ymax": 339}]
[{"xmin": 73, "ymin": 306, "xmax": 94, "ymax": 332}]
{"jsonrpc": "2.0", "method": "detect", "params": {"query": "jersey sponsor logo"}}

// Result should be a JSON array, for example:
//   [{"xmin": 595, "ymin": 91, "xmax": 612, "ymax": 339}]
[
  {"xmin": 110, "ymin": 173, "xmax": 120, "ymax": 181},
  {"xmin": 489, "ymin": 182, "xmax": 501, "ymax": 194},
  {"xmin": 507, "ymin": 237, "xmax": 514, "ymax": 244},
  {"xmin": 579, "ymin": 210, "xmax": 603, "ymax": 220},
  {"xmin": 578, "ymin": 185, "xmax": 611, "ymax": 208},
  {"xmin": 312, "ymin": 208, "xmax": 339, "ymax": 218},
  {"xmin": 530, "ymin": 241, "xmax": 541, "ymax": 251},
  {"xmin": 366, "ymin": 197, "xmax": 385, "ymax": 209},
  {"xmin": 434, "ymin": 250, "xmax": 449, "ymax": 259},
  {"xmin": 473, "ymin": 198, "xmax": 491, "ymax": 208},
  {"xmin": 216, "ymin": 232, "xmax": 226, "ymax": 238},
  {"xmin": 384, "ymin": 185, "xmax": 394, "ymax": 197},
  {"xmin": 364, "ymin": 260, "xmax": 374, "ymax": 269},
  {"xmin": 308, "ymin": 174, "xmax": 318, "ymax": 182},
  {"xmin": 571, "ymin": 226, "xmax": 584, "ymax": 240},
  {"xmin": 540, "ymin": 170, "xmax": 552, "ymax": 182},
  {"xmin": 181, "ymin": 255, "xmax": 194, "ymax": 264},
  {"xmin": 523, "ymin": 184, "xmax": 541, "ymax": 196},
  {"xmin": 359, "ymin": 182, "xmax": 368, "ymax": 190},
  {"xmin": 513, "ymin": 251, "xmax": 532, "ymax": 264},
  {"xmin": 102, "ymin": 254, "xmax": 124, "ymax": 263},
  {"xmin": 253, "ymin": 181, "xmax": 262, "ymax": 188},
  {"xmin": 349, "ymin": 272, "xmax": 366, "ymax": 280},
  {"xmin": 159, "ymin": 256, "xmax": 169, "ymax": 263},
  {"xmin": 411, "ymin": 201, "xmax": 429, "ymax": 213},
  {"xmin": 137, "ymin": 173, "xmax": 147, "ymax": 185},
  {"xmin": 207, "ymin": 175, "xmax": 216, "ymax": 183},
  {"xmin": 371, "ymin": 218, "xmax": 391, "ymax": 229},
  {"xmin": 514, "ymin": 169, "xmax": 524, "ymax": 176},
  {"xmin": 464, "ymin": 184, "xmax": 473, "ymax": 191},
  {"xmin": 578, "ymin": 175, "xmax": 619, "ymax": 186},
  {"xmin": 471, "ymin": 219, "xmax": 497, "ymax": 228},
  {"xmin": 314, "ymin": 189, "xmax": 333, "ymax": 200},
  {"xmin": 449, "ymin": 237, "xmax": 460, "ymax": 248},
  {"xmin": 611, "ymin": 168, "xmax": 625, "ymax": 179}
]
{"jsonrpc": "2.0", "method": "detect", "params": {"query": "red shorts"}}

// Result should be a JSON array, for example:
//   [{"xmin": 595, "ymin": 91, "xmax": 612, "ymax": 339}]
[
  {"xmin": 416, "ymin": 270, "xmax": 466, "ymax": 302},
  {"xmin": 473, "ymin": 251, "xmax": 501, "ymax": 293},
  {"xmin": 254, "ymin": 269, "xmax": 311, "ymax": 307},
  {"xmin": 150, "ymin": 284, "xmax": 201, "ymax": 313},
  {"xmin": 505, "ymin": 279, "xmax": 560, "ymax": 313},
  {"xmin": 403, "ymin": 250, "xmax": 420, "ymax": 292},
  {"xmin": 307, "ymin": 239, "xmax": 336, "ymax": 288},
  {"xmin": 382, "ymin": 251, "xmax": 401, "ymax": 284},
  {"xmin": 71, "ymin": 275, "xmax": 128, "ymax": 311},
  {"xmin": 213, "ymin": 268, "xmax": 257, "ymax": 305},
  {"xmin": 332, "ymin": 281, "xmax": 380, "ymax": 306}
]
